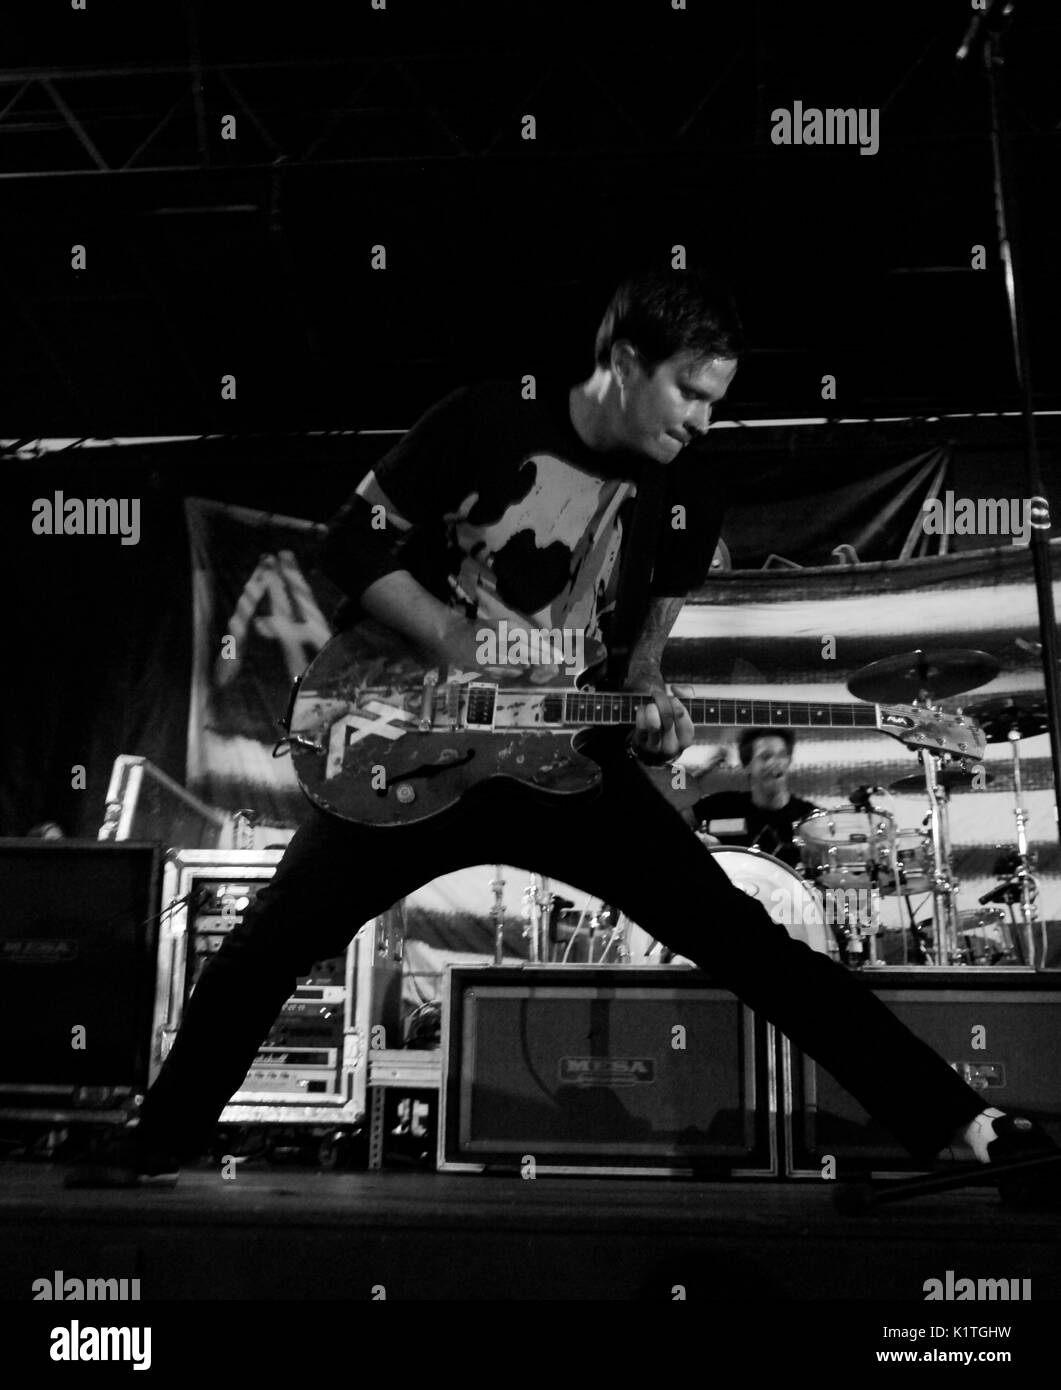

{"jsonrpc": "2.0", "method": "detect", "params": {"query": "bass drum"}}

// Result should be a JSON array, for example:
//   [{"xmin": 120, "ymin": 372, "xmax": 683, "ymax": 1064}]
[
  {"xmin": 624, "ymin": 845, "xmax": 834, "ymax": 961},
  {"xmin": 709, "ymin": 846, "xmax": 832, "ymax": 956}
]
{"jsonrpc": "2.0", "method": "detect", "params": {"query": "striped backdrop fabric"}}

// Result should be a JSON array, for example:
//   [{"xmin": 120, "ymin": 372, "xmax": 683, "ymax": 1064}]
[{"xmin": 660, "ymin": 542, "xmax": 1061, "ymax": 957}]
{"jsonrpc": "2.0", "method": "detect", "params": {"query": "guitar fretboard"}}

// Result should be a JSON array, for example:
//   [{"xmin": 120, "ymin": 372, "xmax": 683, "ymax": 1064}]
[{"xmin": 562, "ymin": 693, "xmax": 878, "ymax": 729}]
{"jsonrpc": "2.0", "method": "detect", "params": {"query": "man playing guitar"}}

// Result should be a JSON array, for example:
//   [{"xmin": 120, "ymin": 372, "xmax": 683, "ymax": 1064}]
[{"xmin": 71, "ymin": 268, "xmax": 1056, "ymax": 1204}]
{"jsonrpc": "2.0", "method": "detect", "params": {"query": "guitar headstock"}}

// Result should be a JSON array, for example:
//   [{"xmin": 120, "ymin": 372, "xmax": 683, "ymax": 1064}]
[{"xmin": 877, "ymin": 704, "xmax": 987, "ymax": 762}]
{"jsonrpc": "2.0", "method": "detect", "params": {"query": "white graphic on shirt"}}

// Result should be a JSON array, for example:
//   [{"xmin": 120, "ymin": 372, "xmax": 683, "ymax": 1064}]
[
  {"xmin": 453, "ymin": 453, "xmax": 633, "ymax": 641},
  {"xmin": 460, "ymin": 455, "xmax": 610, "ymax": 554}
]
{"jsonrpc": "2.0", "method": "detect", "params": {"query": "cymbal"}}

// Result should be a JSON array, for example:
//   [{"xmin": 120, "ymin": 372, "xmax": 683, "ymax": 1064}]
[
  {"xmin": 847, "ymin": 648, "xmax": 1000, "ymax": 703},
  {"xmin": 967, "ymin": 694, "xmax": 1050, "ymax": 743},
  {"xmin": 889, "ymin": 767, "xmax": 995, "ymax": 795}
]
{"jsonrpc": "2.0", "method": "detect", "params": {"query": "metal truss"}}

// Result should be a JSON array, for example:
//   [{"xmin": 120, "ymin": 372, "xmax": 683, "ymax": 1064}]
[{"xmin": 0, "ymin": 50, "xmax": 755, "ymax": 182}]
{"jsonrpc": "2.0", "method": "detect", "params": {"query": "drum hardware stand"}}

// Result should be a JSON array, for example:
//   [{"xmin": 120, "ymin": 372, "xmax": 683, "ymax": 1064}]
[
  {"xmin": 964, "ymin": 696, "xmax": 1050, "ymax": 968},
  {"xmin": 832, "ymin": 895, "xmax": 864, "ymax": 969},
  {"xmin": 832, "ymin": 878, "xmax": 883, "ymax": 970},
  {"xmin": 981, "ymin": 870, "xmax": 1037, "ymax": 966},
  {"xmin": 558, "ymin": 903, "xmax": 588, "ymax": 962},
  {"xmin": 535, "ymin": 877, "xmax": 555, "ymax": 962},
  {"xmin": 521, "ymin": 874, "xmax": 553, "ymax": 963},
  {"xmin": 908, "ymin": 913, "xmax": 937, "ymax": 967},
  {"xmin": 919, "ymin": 749, "xmax": 963, "ymax": 965},
  {"xmin": 831, "ymin": 791, "xmax": 885, "ymax": 968},
  {"xmin": 594, "ymin": 908, "xmax": 630, "ymax": 964},
  {"xmin": 865, "ymin": 880, "xmax": 883, "ymax": 967},
  {"xmin": 894, "ymin": 831, "xmax": 934, "ymax": 964},
  {"xmin": 976, "ymin": 795, "xmax": 1042, "ymax": 969},
  {"xmin": 554, "ymin": 902, "xmax": 629, "ymax": 963},
  {"xmin": 896, "ymin": 849, "xmax": 937, "ymax": 963},
  {"xmin": 490, "ymin": 866, "xmax": 506, "ymax": 966},
  {"xmin": 857, "ymin": 794, "xmax": 887, "ymax": 969},
  {"xmin": 1004, "ymin": 725, "xmax": 1042, "ymax": 966}
]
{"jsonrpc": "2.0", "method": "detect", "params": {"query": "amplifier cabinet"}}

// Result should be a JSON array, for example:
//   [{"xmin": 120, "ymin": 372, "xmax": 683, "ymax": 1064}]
[
  {"xmin": 0, "ymin": 839, "xmax": 162, "ymax": 1121},
  {"xmin": 783, "ymin": 968, "xmax": 1061, "ymax": 1177},
  {"xmin": 157, "ymin": 850, "xmax": 403, "ymax": 1126},
  {"xmin": 438, "ymin": 966, "xmax": 776, "ymax": 1176}
]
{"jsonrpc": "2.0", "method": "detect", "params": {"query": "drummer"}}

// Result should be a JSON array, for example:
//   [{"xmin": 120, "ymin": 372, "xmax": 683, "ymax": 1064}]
[{"xmin": 689, "ymin": 728, "xmax": 818, "ymax": 870}]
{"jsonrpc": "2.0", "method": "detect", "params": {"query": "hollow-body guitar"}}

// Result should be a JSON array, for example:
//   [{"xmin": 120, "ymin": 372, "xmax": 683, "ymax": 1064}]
[{"xmin": 285, "ymin": 626, "xmax": 986, "ymax": 827}]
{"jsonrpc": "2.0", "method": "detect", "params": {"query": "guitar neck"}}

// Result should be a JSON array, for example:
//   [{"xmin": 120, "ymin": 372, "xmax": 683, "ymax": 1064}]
[{"xmin": 563, "ymin": 691, "xmax": 879, "ymax": 731}]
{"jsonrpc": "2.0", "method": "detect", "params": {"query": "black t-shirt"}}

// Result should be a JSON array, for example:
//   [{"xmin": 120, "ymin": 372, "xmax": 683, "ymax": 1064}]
[
  {"xmin": 691, "ymin": 790, "xmax": 819, "ymax": 868},
  {"xmin": 320, "ymin": 382, "xmax": 727, "ymax": 657}
]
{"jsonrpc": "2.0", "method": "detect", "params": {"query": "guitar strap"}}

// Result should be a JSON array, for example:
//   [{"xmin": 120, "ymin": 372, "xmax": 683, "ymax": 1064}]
[{"xmin": 604, "ymin": 462, "xmax": 670, "ymax": 688}]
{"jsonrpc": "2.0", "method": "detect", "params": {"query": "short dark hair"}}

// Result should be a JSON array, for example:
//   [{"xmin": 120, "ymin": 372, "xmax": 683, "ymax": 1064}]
[
  {"xmin": 738, "ymin": 728, "xmax": 796, "ymax": 768},
  {"xmin": 594, "ymin": 267, "xmax": 744, "ymax": 372}
]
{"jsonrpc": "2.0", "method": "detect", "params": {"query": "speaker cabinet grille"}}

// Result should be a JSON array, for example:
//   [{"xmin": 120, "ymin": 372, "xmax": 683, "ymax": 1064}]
[
  {"xmin": 0, "ymin": 840, "xmax": 161, "ymax": 1109},
  {"xmin": 783, "ymin": 969, "xmax": 1061, "ymax": 1176},
  {"xmin": 439, "ymin": 967, "xmax": 775, "ymax": 1176}
]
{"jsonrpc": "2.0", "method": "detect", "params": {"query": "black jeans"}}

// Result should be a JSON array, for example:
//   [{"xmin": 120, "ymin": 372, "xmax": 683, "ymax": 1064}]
[{"xmin": 140, "ymin": 743, "xmax": 986, "ymax": 1162}]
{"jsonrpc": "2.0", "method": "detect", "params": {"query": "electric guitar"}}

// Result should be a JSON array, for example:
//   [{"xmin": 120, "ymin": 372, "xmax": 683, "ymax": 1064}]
[{"xmin": 285, "ymin": 626, "xmax": 986, "ymax": 827}]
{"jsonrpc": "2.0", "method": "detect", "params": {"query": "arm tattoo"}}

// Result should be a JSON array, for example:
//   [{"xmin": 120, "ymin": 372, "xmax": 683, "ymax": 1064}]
[{"xmin": 625, "ymin": 596, "xmax": 685, "ymax": 681}]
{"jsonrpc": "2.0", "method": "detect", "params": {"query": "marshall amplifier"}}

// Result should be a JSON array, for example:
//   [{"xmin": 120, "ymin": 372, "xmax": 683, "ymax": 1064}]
[
  {"xmin": 0, "ymin": 839, "xmax": 162, "ymax": 1121},
  {"xmin": 783, "ymin": 968, "xmax": 1061, "ymax": 1177},
  {"xmin": 438, "ymin": 966, "xmax": 776, "ymax": 1176}
]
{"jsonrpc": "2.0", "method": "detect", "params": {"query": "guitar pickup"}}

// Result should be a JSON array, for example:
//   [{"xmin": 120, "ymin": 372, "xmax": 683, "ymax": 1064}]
[{"xmin": 464, "ymin": 683, "xmax": 497, "ymax": 729}]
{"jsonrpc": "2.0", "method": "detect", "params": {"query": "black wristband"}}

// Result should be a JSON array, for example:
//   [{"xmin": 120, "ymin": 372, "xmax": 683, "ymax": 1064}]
[{"xmin": 626, "ymin": 732, "xmax": 675, "ymax": 768}]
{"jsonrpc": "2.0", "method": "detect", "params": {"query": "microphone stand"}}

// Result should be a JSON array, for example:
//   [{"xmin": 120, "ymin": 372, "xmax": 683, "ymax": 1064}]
[{"xmin": 959, "ymin": 4, "xmax": 1061, "ymax": 874}]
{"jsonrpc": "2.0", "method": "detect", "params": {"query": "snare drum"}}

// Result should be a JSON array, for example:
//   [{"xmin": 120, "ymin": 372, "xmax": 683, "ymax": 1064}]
[
  {"xmin": 794, "ymin": 808, "xmax": 896, "ymax": 890},
  {"xmin": 622, "ymin": 845, "xmax": 833, "ymax": 960},
  {"xmin": 958, "ymin": 907, "xmax": 1016, "ymax": 965},
  {"xmin": 884, "ymin": 830, "xmax": 934, "ymax": 896}
]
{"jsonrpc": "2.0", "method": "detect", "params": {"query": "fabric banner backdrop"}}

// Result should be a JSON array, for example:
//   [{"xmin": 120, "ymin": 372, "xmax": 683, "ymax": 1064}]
[
  {"xmin": 184, "ymin": 497, "xmax": 334, "ymax": 827},
  {"xmin": 183, "ymin": 496, "xmax": 1061, "ymax": 962}
]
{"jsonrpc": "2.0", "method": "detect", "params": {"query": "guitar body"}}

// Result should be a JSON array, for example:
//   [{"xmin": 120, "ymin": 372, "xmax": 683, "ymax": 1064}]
[{"xmin": 289, "ymin": 624, "xmax": 608, "ymax": 827}]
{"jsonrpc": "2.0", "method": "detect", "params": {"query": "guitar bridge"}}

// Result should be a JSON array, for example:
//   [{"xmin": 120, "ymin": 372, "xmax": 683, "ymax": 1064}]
[{"xmin": 464, "ymin": 683, "xmax": 497, "ymax": 730}]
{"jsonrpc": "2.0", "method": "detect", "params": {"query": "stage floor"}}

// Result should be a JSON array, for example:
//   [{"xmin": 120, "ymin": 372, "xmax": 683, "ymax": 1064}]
[{"xmin": 1, "ymin": 1160, "xmax": 1057, "ymax": 1300}]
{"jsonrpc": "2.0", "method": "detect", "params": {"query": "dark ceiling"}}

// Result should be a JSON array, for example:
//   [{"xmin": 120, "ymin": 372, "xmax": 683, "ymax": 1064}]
[{"xmin": 2, "ymin": 0, "xmax": 1060, "ymax": 437}]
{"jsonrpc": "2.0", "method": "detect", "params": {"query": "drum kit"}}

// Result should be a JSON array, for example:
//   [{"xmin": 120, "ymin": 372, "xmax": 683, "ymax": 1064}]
[
  {"xmin": 486, "ymin": 648, "xmax": 1050, "ymax": 972},
  {"xmin": 785, "ymin": 648, "xmax": 1048, "ymax": 969},
  {"xmin": 489, "ymin": 867, "xmax": 631, "ymax": 965}
]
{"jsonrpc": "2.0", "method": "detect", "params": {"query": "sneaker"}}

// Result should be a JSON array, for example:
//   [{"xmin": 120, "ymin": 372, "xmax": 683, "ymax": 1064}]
[
  {"xmin": 64, "ymin": 1127, "xmax": 180, "ymax": 1189},
  {"xmin": 986, "ymin": 1115, "xmax": 1061, "ymax": 1210}
]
